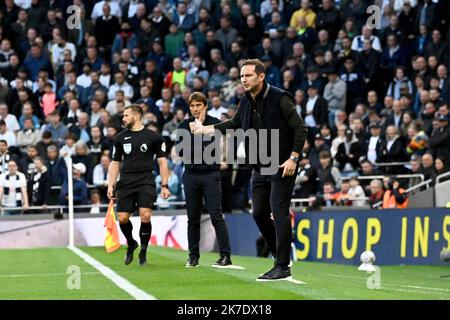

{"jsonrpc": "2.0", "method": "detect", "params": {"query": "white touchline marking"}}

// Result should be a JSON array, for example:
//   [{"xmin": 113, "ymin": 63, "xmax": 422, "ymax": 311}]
[
  {"xmin": 67, "ymin": 246, "xmax": 156, "ymax": 300},
  {"xmin": 403, "ymin": 285, "xmax": 450, "ymax": 292}
]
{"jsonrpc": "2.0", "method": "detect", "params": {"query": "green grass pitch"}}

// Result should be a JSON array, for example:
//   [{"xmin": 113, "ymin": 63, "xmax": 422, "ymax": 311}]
[{"xmin": 0, "ymin": 246, "xmax": 449, "ymax": 300}]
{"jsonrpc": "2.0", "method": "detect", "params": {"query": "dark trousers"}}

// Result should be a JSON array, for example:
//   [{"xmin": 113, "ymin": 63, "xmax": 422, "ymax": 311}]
[
  {"xmin": 252, "ymin": 168, "xmax": 297, "ymax": 267},
  {"xmin": 182, "ymin": 170, "xmax": 231, "ymax": 259}
]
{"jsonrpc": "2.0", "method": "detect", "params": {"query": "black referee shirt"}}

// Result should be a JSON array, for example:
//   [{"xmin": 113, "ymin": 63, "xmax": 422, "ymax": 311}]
[{"xmin": 112, "ymin": 127, "xmax": 166, "ymax": 174}]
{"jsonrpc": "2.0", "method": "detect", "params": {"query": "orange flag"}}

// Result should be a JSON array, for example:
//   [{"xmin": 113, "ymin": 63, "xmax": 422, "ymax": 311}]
[{"xmin": 104, "ymin": 201, "xmax": 120, "ymax": 253}]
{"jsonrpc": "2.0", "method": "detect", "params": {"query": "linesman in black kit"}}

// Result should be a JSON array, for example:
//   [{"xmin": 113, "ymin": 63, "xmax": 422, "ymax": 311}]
[
  {"xmin": 191, "ymin": 59, "xmax": 307, "ymax": 281},
  {"xmin": 176, "ymin": 92, "xmax": 233, "ymax": 268},
  {"xmin": 108, "ymin": 105, "xmax": 171, "ymax": 266}
]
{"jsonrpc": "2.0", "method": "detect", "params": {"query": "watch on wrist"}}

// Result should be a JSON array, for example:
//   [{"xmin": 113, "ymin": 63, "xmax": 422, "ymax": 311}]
[
  {"xmin": 161, "ymin": 184, "xmax": 169, "ymax": 189},
  {"xmin": 290, "ymin": 155, "xmax": 300, "ymax": 163}
]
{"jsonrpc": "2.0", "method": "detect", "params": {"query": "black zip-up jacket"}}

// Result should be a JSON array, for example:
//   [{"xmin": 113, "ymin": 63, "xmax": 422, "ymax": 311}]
[
  {"xmin": 177, "ymin": 114, "xmax": 221, "ymax": 172},
  {"xmin": 214, "ymin": 82, "xmax": 307, "ymax": 168}
]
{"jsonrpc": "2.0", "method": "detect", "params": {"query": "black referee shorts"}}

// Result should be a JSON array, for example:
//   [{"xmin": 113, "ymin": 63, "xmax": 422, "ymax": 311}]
[{"xmin": 116, "ymin": 184, "xmax": 157, "ymax": 213}]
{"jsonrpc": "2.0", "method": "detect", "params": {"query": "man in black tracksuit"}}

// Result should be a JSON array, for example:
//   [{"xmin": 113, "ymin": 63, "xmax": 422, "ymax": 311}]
[
  {"xmin": 177, "ymin": 92, "xmax": 232, "ymax": 268},
  {"xmin": 191, "ymin": 59, "xmax": 307, "ymax": 281}
]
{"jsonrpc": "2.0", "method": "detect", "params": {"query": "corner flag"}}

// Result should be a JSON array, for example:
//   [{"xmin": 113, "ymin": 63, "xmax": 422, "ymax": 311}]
[{"xmin": 104, "ymin": 201, "xmax": 120, "ymax": 253}]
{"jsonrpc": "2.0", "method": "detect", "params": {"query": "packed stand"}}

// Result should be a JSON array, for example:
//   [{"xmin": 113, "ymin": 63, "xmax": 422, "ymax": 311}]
[{"xmin": 0, "ymin": 0, "xmax": 449, "ymax": 214}]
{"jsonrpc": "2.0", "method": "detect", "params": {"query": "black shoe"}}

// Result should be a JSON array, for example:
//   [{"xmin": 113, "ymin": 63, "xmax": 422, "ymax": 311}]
[
  {"xmin": 138, "ymin": 249, "xmax": 147, "ymax": 266},
  {"xmin": 212, "ymin": 255, "xmax": 232, "ymax": 268},
  {"xmin": 186, "ymin": 256, "xmax": 199, "ymax": 268},
  {"xmin": 257, "ymin": 265, "xmax": 291, "ymax": 281},
  {"xmin": 124, "ymin": 241, "xmax": 138, "ymax": 266}
]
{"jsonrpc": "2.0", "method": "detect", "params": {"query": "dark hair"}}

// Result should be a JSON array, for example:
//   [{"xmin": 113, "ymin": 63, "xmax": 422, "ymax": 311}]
[
  {"xmin": 319, "ymin": 150, "xmax": 331, "ymax": 159},
  {"xmin": 125, "ymin": 104, "xmax": 144, "ymax": 118},
  {"xmin": 239, "ymin": 59, "xmax": 266, "ymax": 75},
  {"xmin": 0, "ymin": 139, "xmax": 7, "ymax": 145},
  {"xmin": 188, "ymin": 92, "xmax": 208, "ymax": 106}
]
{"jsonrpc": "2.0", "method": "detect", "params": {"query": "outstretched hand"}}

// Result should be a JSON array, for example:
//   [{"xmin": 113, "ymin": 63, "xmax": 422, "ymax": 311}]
[{"xmin": 279, "ymin": 159, "xmax": 297, "ymax": 178}]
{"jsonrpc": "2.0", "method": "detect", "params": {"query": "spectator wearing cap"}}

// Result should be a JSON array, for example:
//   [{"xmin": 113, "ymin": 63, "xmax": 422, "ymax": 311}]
[
  {"xmin": 301, "ymin": 84, "xmax": 328, "ymax": 141},
  {"xmin": 340, "ymin": 57, "xmax": 366, "ymax": 114},
  {"xmin": 172, "ymin": 2, "xmax": 196, "ymax": 33},
  {"xmin": 323, "ymin": 67, "xmax": 347, "ymax": 127},
  {"xmin": 59, "ymin": 162, "xmax": 89, "ymax": 205},
  {"xmin": 301, "ymin": 66, "xmax": 326, "ymax": 96},
  {"xmin": 335, "ymin": 128, "xmax": 362, "ymax": 175},
  {"xmin": 429, "ymin": 114, "xmax": 450, "ymax": 166},
  {"xmin": 294, "ymin": 152, "xmax": 318, "ymax": 198},
  {"xmin": 260, "ymin": 55, "xmax": 282, "ymax": 88},
  {"xmin": 147, "ymin": 38, "xmax": 172, "ymax": 74},
  {"xmin": 363, "ymin": 121, "xmax": 385, "ymax": 165},
  {"xmin": 309, "ymin": 132, "xmax": 331, "ymax": 169}
]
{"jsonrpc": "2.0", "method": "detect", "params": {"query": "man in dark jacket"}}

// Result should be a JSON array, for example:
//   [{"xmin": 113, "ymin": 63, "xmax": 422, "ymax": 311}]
[
  {"xmin": 191, "ymin": 59, "xmax": 307, "ymax": 281},
  {"xmin": 176, "ymin": 92, "xmax": 232, "ymax": 268},
  {"xmin": 301, "ymin": 84, "xmax": 328, "ymax": 141},
  {"xmin": 29, "ymin": 156, "xmax": 50, "ymax": 208},
  {"xmin": 429, "ymin": 114, "xmax": 450, "ymax": 166}
]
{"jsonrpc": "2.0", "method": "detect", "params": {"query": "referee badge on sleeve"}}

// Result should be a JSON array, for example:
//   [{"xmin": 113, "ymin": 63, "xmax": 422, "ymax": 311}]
[
  {"xmin": 124, "ymin": 143, "xmax": 132, "ymax": 154},
  {"xmin": 161, "ymin": 142, "xmax": 166, "ymax": 153}
]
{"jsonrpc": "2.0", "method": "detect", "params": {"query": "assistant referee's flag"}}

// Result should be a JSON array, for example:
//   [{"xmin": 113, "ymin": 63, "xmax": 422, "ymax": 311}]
[{"xmin": 104, "ymin": 201, "xmax": 120, "ymax": 253}]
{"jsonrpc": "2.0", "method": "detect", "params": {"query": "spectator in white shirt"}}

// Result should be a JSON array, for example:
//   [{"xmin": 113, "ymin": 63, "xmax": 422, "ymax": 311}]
[
  {"xmin": 50, "ymin": 34, "xmax": 77, "ymax": 70},
  {"xmin": 349, "ymin": 176, "xmax": 367, "ymax": 206},
  {"xmin": 76, "ymin": 63, "xmax": 93, "ymax": 88},
  {"xmin": 91, "ymin": 0, "xmax": 122, "ymax": 20},
  {"xmin": 0, "ymin": 120, "xmax": 16, "ymax": 146},
  {"xmin": 99, "ymin": 62, "xmax": 112, "ymax": 89},
  {"xmin": 207, "ymin": 96, "xmax": 228, "ymax": 120},
  {"xmin": 0, "ymin": 103, "xmax": 20, "ymax": 132},
  {"xmin": 107, "ymin": 71, "xmax": 134, "ymax": 100},
  {"xmin": 0, "ymin": 160, "xmax": 28, "ymax": 214},
  {"xmin": 351, "ymin": 25, "xmax": 382, "ymax": 52},
  {"xmin": 106, "ymin": 89, "xmax": 131, "ymax": 116},
  {"xmin": 93, "ymin": 154, "xmax": 110, "ymax": 188}
]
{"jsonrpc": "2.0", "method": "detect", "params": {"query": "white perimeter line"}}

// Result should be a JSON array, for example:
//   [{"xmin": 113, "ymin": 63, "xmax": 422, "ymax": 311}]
[{"xmin": 67, "ymin": 246, "xmax": 156, "ymax": 300}]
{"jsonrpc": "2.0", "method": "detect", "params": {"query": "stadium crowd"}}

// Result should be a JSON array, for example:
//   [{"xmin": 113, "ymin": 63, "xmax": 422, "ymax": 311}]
[{"xmin": 0, "ymin": 0, "xmax": 449, "ymax": 214}]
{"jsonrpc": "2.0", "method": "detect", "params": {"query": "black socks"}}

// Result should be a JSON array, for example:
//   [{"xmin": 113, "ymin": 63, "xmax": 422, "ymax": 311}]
[
  {"xmin": 139, "ymin": 221, "xmax": 152, "ymax": 250},
  {"xmin": 119, "ymin": 220, "xmax": 135, "ymax": 244}
]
